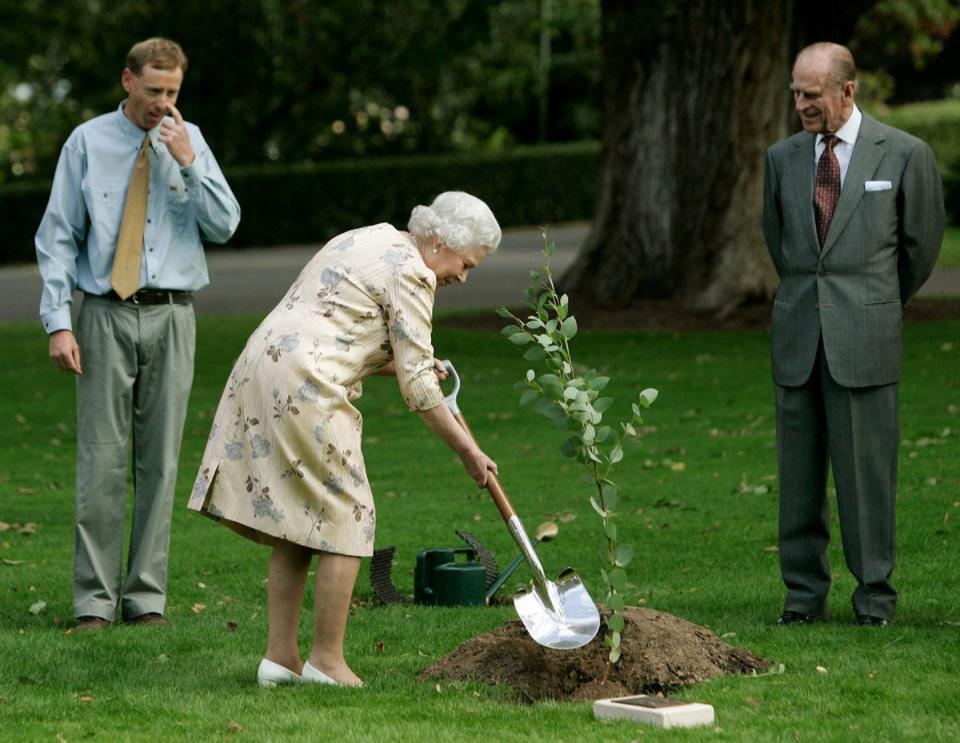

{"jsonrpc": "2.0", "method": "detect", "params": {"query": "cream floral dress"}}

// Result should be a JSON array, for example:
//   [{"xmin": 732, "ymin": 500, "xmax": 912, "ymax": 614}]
[{"xmin": 188, "ymin": 224, "xmax": 445, "ymax": 556}]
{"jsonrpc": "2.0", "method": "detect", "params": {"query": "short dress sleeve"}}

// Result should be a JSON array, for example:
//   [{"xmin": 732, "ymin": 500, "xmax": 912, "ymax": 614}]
[{"xmin": 384, "ymin": 259, "xmax": 444, "ymax": 411}]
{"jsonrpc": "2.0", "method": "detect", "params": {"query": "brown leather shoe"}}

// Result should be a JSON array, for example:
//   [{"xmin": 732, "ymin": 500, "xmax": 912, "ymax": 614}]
[
  {"xmin": 124, "ymin": 612, "xmax": 168, "ymax": 626},
  {"xmin": 75, "ymin": 616, "xmax": 112, "ymax": 631}
]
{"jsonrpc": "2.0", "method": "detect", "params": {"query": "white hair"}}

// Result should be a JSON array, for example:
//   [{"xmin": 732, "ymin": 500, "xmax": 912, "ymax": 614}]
[{"xmin": 407, "ymin": 191, "xmax": 501, "ymax": 255}]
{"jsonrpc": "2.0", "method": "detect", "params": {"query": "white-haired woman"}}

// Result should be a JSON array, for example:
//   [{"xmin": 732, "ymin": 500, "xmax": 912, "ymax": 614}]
[{"xmin": 189, "ymin": 191, "xmax": 500, "ymax": 688}]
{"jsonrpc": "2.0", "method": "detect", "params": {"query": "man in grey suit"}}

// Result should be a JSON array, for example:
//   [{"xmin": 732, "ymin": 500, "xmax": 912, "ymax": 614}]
[{"xmin": 762, "ymin": 42, "xmax": 944, "ymax": 626}]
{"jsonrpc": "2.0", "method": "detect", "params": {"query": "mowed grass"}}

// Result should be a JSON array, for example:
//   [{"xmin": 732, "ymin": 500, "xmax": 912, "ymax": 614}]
[
  {"xmin": 1, "ymin": 314, "xmax": 959, "ymax": 742},
  {"xmin": 937, "ymin": 225, "xmax": 960, "ymax": 268}
]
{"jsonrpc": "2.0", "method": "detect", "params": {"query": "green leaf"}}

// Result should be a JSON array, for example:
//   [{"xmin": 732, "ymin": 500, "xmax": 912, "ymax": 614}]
[
  {"xmin": 559, "ymin": 436, "xmax": 579, "ymax": 459},
  {"xmin": 519, "ymin": 389, "xmax": 539, "ymax": 406},
  {"xmin": 608, "ymin": 593, "xmax": 625, "ymax": 613},
  {"xmin": 529, "ymin": 270, "xmax": 541, "ymax": 280},
  {"xmin": 526, "ymin": 369, "xmax": 535, "ymax": 382},
  {"xmin": 523, "ymin": 346, "xmax": 545, "ymax": 362},
  {"xmin": 615, "ymin": 544, "xmax": 634, "ymax": 567},
  {"xmin": 593, "ymin": 397, "xmax": 614, "ymax": 413},
  {"xmin": 604, "ymin": 521, "xmax": 617, "ymax": 541},
  {"xmin": 609, "ymin": 568, "xmax": 627, "ymax": 591},
  {"xmin": 563, "ymin": 386, "xmax": 578, "ymax": 400},
  {"xmin": 508, "ymin": 333, "xmax": 532, "ymax": 345},
  {"xmin": 595, "ymin": 425, "xmax": 612, "ymax": 443},
  {"xmin": 601, "ymin": 482, "xmax": 619, "ymax": 512},
  {"xmin": 560, "ymin": 316, "xmax": 578, "ymax": 339},
  {"xmin": 607, "ymin": 612, "xmax": 625, "ymax": 633},
  {"xmin": 591, "ymin": 376, "xmax": 610, "ymax": 391},
  {"xmin": 589, "ymin": 496, "xmax": 607, "ymax": 518},
  {"xmin": 610, "ymin": 445, "xmax": 623, "ymax": 464},
  {"xmin": 495, "ymin": 307, "xmax": 513, "ymax": 319},
  {"xmin": 546, "ymin": 240, "xmax": 557, "ymax": 256},
  {"xmin": 608, "ymin": 640, "xmax": 622, "ymax": 664},
  {"xmin": 543, "ymin": 403, "xmax": 568, "ymax": 428},
  {"xmin": 500, "ymin": 325, "xmax": 522, "ymax": 337},
  {"xmin": 639, "ymin": 388, "xmax": 659, "ymax": 407}
]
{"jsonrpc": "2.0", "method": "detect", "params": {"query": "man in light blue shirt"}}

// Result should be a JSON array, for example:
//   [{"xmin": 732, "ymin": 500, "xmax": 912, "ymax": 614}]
[{"xmin": 35, "ymin": 37, "xmax": 240, "ymax": 630}]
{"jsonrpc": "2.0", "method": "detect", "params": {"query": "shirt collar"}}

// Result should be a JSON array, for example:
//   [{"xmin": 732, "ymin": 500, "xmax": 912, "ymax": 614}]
[
  {"xmin": 115, "ymin": 102, "xmax": 165, "ymax": 152},
  {"xmin": 817, "ymin": 105, "xmax": 861, "ymax": 148}
]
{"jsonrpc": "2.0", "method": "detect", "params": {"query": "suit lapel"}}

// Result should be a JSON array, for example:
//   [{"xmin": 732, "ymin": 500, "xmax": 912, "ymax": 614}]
[
  {"xmin": 786, "ymin": 134, "xmax": 819, "ymax": 256},
  {"xmin": 822, "ymin": 113, "xmax": 886, "ymax": 254}
]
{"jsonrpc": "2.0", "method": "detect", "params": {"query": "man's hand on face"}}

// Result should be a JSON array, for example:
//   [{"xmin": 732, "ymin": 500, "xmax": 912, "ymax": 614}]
[{"xmin": 158, "ymin": 104, "xmax": 196, "ymax": 166}]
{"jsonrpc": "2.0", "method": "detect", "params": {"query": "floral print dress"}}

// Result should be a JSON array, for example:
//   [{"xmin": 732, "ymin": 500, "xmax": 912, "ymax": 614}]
[{"xmin": 188, "ymin": 224, "xmax": 445, "ymax": 556}]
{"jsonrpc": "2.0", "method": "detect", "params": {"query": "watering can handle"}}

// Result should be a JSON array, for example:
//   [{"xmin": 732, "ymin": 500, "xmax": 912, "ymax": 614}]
[{"xmin": 441, "ymin": 359, "xmax": 516, "ymax": 523}]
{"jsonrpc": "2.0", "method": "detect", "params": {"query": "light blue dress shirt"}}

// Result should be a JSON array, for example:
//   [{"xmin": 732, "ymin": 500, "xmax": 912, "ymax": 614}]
[{"xmin": 36, "ymin": 102, "xmax": 241, "ymax": 333}]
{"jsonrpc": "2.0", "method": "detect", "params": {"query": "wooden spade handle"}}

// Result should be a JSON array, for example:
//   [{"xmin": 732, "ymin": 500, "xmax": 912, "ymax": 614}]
[{"xmin": 453, "ymin": 412, "xmax": 516, "ymax": 523}]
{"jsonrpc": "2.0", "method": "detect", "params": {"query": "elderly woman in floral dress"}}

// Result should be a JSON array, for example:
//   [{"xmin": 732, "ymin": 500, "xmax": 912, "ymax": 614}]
[{"xmin": 189, "ymin": 191, "xmax": 501, "ymax": 688}]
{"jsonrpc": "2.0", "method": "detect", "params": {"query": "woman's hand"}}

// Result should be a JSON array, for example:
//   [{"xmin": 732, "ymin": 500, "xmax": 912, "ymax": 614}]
[
  {"xmin": 460, "ymin": 446, "xmax": 498, "ymax": 488},
  {"xmin": 432, "ymin": 358, "xmax": 449, "ymax": 381}
]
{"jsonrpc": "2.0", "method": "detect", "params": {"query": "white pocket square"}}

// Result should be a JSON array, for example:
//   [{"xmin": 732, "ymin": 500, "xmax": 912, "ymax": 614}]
[{"xmin": 864, "ymin": 180, "xmax": 892, "ymax": 192}]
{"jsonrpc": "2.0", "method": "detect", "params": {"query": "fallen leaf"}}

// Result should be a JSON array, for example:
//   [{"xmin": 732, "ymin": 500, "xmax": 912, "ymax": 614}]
[
  {"xmin": 191, "ymin": 603, "xmax": 206, "ymax": 614},
  {"xmin": 15, "ymin": 414, "xmax": 27, "ymax": 424},
  {"xmin": 375, "ymin": 641, "xmax": 384, "ymax": 653},
  {"xmin": 745, "ymin": 696, "xmax": 759, "ymax": 706},
  {"xmin": 17, "ymin": 487, "xmax": 34, "ymax": 494},
  {"xmin": 56, "ymin": 734, "xmax": 67, "ymax": 743},
  {"xmin": 156, "ymin": 654, "xmax": 169, "ymax": 663},
  {"xmin": 17, "ymin": 523, "xmax": 37, "ymax": 535},
  {"xmin": 0, "ymin": 522, "xmax": 9, "ymax": 532},
  {"xmin": 2, "ymin": 560, "xmax": 25, "ymax": 566},
  {"xmin": 763, "ymin": 545, "xmax": 779, "ymax": 553},
  {"xmin": 670, "ymin": 461, "xmax": 686, "ymax": 472},
  {"xmin": 227, "ymin": 721, "xmax": 243, "ymax": 733},
  {"xmin": 816, "ymin": 665, "xmax": 828, "ymax": 674},
  {"xmin": 29, "ymin": 600, "xmax": 46, "ymax": 615},
  {"xmin": 79, "ymin": 695, "xmax": 93, "ymax": 704},
  {"xmin": 197, "ymin": 582, "xmax": 207, "ymax": 589},
  {"xmin": 434, "ymin": 683, "xmax": 442, "ymax": 693},
  {"xmin": 224, "ymin": 622, "xmax": 238, "ymax": 632}
]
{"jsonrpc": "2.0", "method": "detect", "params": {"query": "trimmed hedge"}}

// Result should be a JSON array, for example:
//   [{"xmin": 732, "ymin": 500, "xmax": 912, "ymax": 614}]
[{"xmin": 0, "ymin": 143, "xmax": 600, "ymax": 265}]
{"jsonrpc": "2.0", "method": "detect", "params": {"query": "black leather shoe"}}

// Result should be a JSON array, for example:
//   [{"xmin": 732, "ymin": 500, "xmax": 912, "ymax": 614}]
[
  {"xmin": 777, "ymin": 610, "xmax": 818, "ymax": 626},
  {"xmin": 856, "ymin": 615, "xmax": 889, "ymax": 627}
]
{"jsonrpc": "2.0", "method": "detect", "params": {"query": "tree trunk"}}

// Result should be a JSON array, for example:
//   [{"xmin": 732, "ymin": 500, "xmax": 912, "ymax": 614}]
[{"xmin": 563, "ymin": 0, "xmax": 794, "ymax": 313}]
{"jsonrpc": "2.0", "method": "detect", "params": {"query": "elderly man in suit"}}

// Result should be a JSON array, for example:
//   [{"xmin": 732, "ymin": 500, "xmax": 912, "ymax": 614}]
[{"xmin": 762, "ymin": 42, "xmax": 944, "ymax": 627}]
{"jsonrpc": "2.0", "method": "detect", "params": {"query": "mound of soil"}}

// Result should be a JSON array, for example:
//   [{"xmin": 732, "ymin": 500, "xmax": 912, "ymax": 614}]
[{"xmin": 420, "ymin": 607, "xmax": 771, "ymax": 702}]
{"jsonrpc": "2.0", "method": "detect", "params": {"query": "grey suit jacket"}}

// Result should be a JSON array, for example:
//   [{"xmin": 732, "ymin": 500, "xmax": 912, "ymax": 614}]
[{"xmin": 762, "ymin": 111, "xmax": 944, "ymax": 388}]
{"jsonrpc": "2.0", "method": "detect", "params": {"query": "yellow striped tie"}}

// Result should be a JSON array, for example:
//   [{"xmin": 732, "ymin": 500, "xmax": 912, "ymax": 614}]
[{"xmin": 110, "ymin": 134, "xmax": 150, "ymax": 299}]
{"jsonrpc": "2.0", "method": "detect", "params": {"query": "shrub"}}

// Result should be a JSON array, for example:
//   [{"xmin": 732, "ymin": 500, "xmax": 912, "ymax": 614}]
[{"xmin": 0, "ymin": 143, "xmax": 600, "ymax": 265}]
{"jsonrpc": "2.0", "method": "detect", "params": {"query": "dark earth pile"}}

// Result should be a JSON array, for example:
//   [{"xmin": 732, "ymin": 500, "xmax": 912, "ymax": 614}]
[{"xmin": 420, "ymin": 607, "xmax": 771, "ymax": 702}]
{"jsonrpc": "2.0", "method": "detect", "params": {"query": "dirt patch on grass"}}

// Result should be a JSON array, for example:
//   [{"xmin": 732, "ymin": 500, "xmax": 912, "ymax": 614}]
[
  {"xmin": 420, "ymin": 607, "xmax": 770, "ymax": 702},
  {"xmin": 440, "ymin": 297, "xmax": 960, "ymax": 332}
]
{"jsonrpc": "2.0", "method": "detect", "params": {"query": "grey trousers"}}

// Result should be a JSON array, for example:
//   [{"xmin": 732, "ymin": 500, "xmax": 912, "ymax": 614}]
[
  {"xmin": 74, "ymin": 295, "xmax": 195, "ymax": 621},
  {"xmin": 775, "ymin": 342, "xmax": 899, "ymax": 621}
]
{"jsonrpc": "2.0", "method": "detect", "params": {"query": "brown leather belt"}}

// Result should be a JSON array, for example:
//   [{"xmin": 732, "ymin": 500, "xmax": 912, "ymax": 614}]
[{"xmin": 91, "ymin": 290, "xmax": 194, "ymax": 305}]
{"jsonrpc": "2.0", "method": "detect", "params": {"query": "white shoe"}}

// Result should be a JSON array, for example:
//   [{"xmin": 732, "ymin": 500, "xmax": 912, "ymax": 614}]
[
  {"xmin": 302, "ymin": 661, "xmax": 342, "ymax": 686},
  {"xmin": 257, "ymin": 658, "xmax": 302, "ymax": 688}
]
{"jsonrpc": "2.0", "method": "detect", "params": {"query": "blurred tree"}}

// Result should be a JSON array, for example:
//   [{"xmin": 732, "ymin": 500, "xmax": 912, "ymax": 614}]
[
  {"xmin": 562, "ymin": 0, "xmax": 793, "ymax": 312},
  {"xmin": 0, "ymin": 0, "xmax": 600, "ymax": 182},
  {"xmin": 562, "ymin": 0, "xmax": 957, "ymax": 311}
]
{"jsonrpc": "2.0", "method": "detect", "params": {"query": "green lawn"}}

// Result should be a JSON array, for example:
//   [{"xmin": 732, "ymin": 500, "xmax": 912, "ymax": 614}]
[
  {"xmin": 938, "ymin": 225, "xmax": 960, "ymax": 268},
  {"xmin": 2, "ymin": 315, "xmax": 959, "ymax": 741}
]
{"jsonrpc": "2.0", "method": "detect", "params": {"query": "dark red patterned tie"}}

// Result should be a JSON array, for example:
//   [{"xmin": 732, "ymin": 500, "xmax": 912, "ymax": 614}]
[{"xmin": 814, "ymin": 134, "xmax": 841, "ymax": 248}]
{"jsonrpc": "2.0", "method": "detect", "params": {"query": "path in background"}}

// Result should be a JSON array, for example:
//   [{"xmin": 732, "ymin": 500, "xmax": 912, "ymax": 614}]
[
  {"xmin": 0, "ymin": 223, "xmax": 586, "ymax": 322},
  {"xmin": 4, "ymin": 221, "xmax": 959, "ymax": 322}
]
